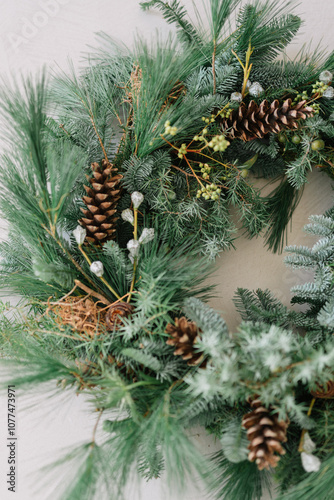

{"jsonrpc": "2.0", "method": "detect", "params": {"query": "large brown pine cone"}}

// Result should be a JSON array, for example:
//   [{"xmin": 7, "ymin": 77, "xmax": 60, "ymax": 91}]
[
  {"xmin": 242, "ymin": 399, "xmax": 289, "ymax": 470},
  {"xmin": 221, "ymin": 99, "xmax": 314, "ymax": 142},
  {"xmin": 166, "ymin": 316, "xmax": 205, "ymax": 366},
  {"xmin": 79, "ymin": 159, "xmax": 122, "ymax": 245}
]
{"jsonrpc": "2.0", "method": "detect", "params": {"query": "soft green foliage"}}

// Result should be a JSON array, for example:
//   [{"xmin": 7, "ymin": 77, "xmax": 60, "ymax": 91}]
[
  {"xmin": 212, "ymin": 450, "xmax": 272, "ymax": 500},
  {"xmin": 276, "ymin": 453, "xmax": 334, "ymax": 500},
  {"xmin": 235, "ymin": 211, "xmax": 334, "ymax": 335},
  {"xmin": 285, "ymin": 214, "xmax": 334, "ymax": 314},
  {"xmin": 219, "ymin": 418, "xmax": 249, "ymax": 464},
  {"xmin": 186, "ymin": 317, "xmax": 334, "ymax": 423},
  {"xmin": 232, "ymin": 207, "xmax": 334, "ymax": 496},
  {"xmin": 140, "ymin": 0, "xmax": 334, "ymax": 251}
]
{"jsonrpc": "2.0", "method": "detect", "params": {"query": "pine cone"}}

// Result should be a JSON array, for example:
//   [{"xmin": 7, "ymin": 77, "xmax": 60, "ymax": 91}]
[
  {"xmin": 166, "ymin": 317, "xmax": 205, "ymax": 366},
  {"xmin": 79, "ymin": 159, "xmax": 122, "ymax": 245},
  {"xmin": 242, "ymin": 399, "xmax": 289, "ymax": 470},
  {"xmin": 221, "ymin": 99, "xmax": 313, "ymax": 142},
  {"xmin": 311, "ymin": 380, "xmax": 334, "ymax": 399},
  {"xmin": 105, "ymin": 301, "xmax": 134, "ymax": 330}
]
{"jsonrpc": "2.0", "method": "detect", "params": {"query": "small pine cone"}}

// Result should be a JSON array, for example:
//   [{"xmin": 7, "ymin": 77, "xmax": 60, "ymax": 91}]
[
  {"xmin": 166, "ymin": 317, "xmax": 205, "ymax": 366},
  {"xmin": 221, "ymin": 99, "xmax": 314, "ymax": 142},
  {"xmin": 79, "ymin": 159, "xmax": 122, "ymax": 245},
  {"xmin": 105, "ymin": 301, "xmax": 134, "ymax": 330},
  {"xmin": 242, "ymin": 399, "xmax": 289, "ymax": 471},
  {"xmin": 311, "ymin": 380, "xmax": 334, "ymax": 399}
]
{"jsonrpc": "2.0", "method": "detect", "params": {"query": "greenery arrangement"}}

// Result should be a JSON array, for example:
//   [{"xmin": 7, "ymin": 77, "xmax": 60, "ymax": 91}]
[{"xmin": 0, "ymin": 1, "xmax": 334, "ymax": 499}]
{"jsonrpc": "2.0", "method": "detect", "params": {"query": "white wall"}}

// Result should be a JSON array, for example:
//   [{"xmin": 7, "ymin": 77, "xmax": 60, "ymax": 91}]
[{"xmin": 0, "ymin": 1, "xmax": 333, "ymax": 499}]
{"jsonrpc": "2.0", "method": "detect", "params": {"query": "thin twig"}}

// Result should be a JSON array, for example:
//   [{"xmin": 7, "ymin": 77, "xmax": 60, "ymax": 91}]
[
  {"xmin": 89, "ymin": 112, "xmax": 109, "ymax": 162},
  {"xmin": 91, "ymin": 409, "xmax": 104, "ymax": 448},
  {"xmin": 75, "ymin": 280, "xmax": 110, "ymax": 305}
]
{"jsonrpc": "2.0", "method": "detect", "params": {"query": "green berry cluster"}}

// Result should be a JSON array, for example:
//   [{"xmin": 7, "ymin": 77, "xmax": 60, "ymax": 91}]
[
  {"xmin": 196, "ymin": 183, "xmax": 221, "ymax": 200},
  {"xmin": 218, "ymin": 107, "xmax": 232, "ymax": 119},
  {"xmin": 207, "ymin": 134, "xmax": 230, "ymax": 152},
  {"xmin": 312, "ymin": 81, "xmax": 328, "ymax": 95},
  {"xmin": 278, "ymin": 132, "xmax": 301, "ymax": 145},
  {"xmin": 194, "ymin": 127, "xmax": 208, "ymax": 142},
  {"xmin": 310, "ymin": 103, "xmax": 321, "ymax": 115},
  {"xmin": 164, "ymin": 120, "xmax": 178, "ymax": 136},
  {"xmin": 199, "ymin": 162, "xmax": 211, "ymax": 179},
  {"xmin": 201, "ymin": 114, "xmax": 216, "ymax": 124},
  {"xmin": 293, "ymin": 81, "xmax": 328, "ymax": 110},
  {"xmin": 177, "ymin": 143, "xmax": 187, "ymax": 158},
  {"xmin": 294, "ymin": 90, "xmax": 309, "ymax": 103}
]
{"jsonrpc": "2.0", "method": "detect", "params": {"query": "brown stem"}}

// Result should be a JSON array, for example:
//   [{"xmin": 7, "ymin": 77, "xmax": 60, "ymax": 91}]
[
  {"xmin": 59, "ymin": 124, "xmax": 70, "ymax": 136},
  {"xmin": 74, "ymin": 280, "xmax": 111, "ymax": 305},
  {"xmin": 183, "ymin": 155, "xmax": 204, "ymax": 187},
  {"xmin": 89, "ymin": 112, "xmax": 109, "ymax": 162}
]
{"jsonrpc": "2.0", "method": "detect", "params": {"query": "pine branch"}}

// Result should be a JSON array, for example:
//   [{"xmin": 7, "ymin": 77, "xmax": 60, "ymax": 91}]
[
  {"xmin": 140, "ymin": 0, "xmax": 203, "ymax": 46},
  {"xmin": 276, "ymin": 453, "xmax": 334, "ymax": 500},
  {"xmin": 263, "ymin": 178, "xmax": 304, "ymax": 253}
]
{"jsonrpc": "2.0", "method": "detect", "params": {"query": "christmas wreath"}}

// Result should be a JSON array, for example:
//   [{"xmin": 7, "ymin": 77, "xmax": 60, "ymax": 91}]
[{"xmin": 1, "ymin": 1, "xmax": 334, "ymax": 499}]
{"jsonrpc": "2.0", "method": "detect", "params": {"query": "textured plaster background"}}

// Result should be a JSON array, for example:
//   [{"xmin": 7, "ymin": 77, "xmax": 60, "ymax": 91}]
[{"xmin": 0, "ymin": 1, "xmax": 333, "ymax": 499}]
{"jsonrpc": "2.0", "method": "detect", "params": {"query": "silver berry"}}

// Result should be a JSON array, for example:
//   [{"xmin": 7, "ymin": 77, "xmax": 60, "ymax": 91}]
[
  {"xmin": 73, "ymin": 225, "xmax": 86, "ymax": 246},
  {"xmin": 121, "ymin": 209, "xmax": 134, "ymax": 225},
  {"xmin": 131, "ymin": 191, "xmax": 144, "ymax": 209},
  {"xmin": 323, "ymin": 86, "xmax": 334, "ymax": 99},
  {"xmin": 230, "ymin": 92, "xmax": 243, "ymax": 103},
  {"xmin": 127, "ymin": 239, "xmax": 140, "ymax": 257},
  {"xmin": 139, "ymin": 228, "xmax": 155, "ymax": 244},
  {"xmin": 90, "ymin": 261, "xmax": 104, "ymax": 277},
  {"xmin": 319, "ymin": 70, "xmax": 333, "ymax": 85},
  {"xmin": 248, "ymin": 82, "xmax": 264, "ymax": 97}
]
